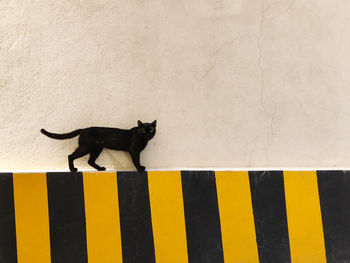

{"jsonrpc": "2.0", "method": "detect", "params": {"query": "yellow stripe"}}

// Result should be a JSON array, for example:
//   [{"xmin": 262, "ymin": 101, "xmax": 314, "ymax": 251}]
[
  {"xmin": 13, "ymin": 173, "xmax": 51, "ymax": 263},
  {"xmin": 283, "ymin": 171, "xmax": 326, "ymax": 263},
  {"xmin": 83, "ymin": 172, "xmax": 123, "ymax": 263},
  {"xmin": 215, "ymin": 171, "xmax": 259, "ymax": 263},
  {"xmin": 148, "ymin": 171, "xmax": 188, "ymax": 263}
]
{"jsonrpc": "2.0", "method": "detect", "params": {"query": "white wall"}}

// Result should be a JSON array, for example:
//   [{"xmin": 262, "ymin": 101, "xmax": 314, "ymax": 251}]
[{"xmin": 1, "ymin": 0, "xmax": 350, "ymax": 171}]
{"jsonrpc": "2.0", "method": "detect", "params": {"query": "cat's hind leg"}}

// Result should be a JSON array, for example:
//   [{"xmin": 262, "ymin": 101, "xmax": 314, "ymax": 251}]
[
  {"xmin": 68, "ymin": 146, "xmax": 89, "ymax": 173},
  {"xmin": 88, "ymin": 148, "xmax": 106, "ymax": 171}
]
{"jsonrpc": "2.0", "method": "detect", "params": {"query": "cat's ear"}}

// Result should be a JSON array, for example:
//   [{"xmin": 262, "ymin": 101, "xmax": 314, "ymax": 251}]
[
  {"xmin": 152, "ymin": 120, "xmax": 157, "ymax": 127},
  {"xmin": 137, "ymin": 120, "xmax": 143, "ymax": 127}
]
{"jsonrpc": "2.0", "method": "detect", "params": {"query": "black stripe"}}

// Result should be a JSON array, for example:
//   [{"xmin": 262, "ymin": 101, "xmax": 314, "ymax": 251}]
[
  {"xmin": 117, "ymin": 171, "xmax": 155, "ymax": 263},
  {"xmin": 0, "ymin": 173, "xmax": 17, "ymax": 263},
  {"xmin": 317, "ymin": 170, "xmax": 350, "ymax": 262},
  {"xmin": 47, "ymin": 172, "xmax": 87, "ymax": 263},
  {"xmin": 181, "ymin": 171, "xmax": 224, "ymax": 263},
  {"xmin": 249, "ymin": 171, "xmax": 291, "ymax": 263}
]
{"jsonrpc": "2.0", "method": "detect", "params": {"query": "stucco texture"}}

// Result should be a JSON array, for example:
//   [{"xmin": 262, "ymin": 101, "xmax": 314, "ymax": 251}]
[{"xmin": 1, "ymin": 0, "xmax": 350, "ymax": 171}]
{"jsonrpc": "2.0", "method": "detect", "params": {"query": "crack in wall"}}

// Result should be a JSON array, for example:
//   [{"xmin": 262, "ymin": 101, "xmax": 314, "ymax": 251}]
[
  {"xmin": 200, "ymin": 35, "xmax": 257, "ymax": 82},
  {"xmin": 257, "ymin": 0, "xmax": 295, "ymax": 151}
]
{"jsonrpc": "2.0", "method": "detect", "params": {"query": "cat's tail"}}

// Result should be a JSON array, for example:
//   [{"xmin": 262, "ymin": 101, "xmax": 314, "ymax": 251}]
[{"xmin": 40, "ymin": 128, "xmax": 81, "ymax": 140}]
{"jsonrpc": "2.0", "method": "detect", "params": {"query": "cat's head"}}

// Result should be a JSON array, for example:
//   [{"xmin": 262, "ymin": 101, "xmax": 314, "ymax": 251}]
[{"xmin": 137, "ymin": 120, "xmax": 157, "ymax": 140}]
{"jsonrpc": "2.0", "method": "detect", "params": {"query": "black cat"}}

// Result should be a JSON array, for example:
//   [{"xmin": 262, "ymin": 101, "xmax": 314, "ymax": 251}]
[{"xmin": 41, "ymin": 120, "xmax": 157, "ymax": 173}]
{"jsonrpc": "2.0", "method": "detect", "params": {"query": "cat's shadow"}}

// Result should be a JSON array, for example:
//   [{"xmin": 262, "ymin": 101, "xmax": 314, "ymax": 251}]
[{"xmin": 104, "ymin": 150, "xmax": 133, "ymax": 171}]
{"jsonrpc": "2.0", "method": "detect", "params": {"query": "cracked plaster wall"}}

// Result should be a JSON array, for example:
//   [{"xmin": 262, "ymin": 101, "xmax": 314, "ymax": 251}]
[{"xmin": 1, "ymin": 0, "xmax": 350, "ymax": 171}]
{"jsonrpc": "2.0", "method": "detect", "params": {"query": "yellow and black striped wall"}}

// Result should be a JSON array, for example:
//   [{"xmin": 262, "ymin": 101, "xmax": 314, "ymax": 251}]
[{"xmin": 0, "ymin": 170, "xmax": 348, "ymax": 263}]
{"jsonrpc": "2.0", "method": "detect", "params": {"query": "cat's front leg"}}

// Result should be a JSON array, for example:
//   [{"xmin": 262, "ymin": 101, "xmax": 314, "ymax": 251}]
[
  {"xmin": 130, "ymin": 151, "xmax": 145, "ymax": 173},
  {"xmin": 138, "ymin": 165, "xmax": 145, "ymax": 173}
]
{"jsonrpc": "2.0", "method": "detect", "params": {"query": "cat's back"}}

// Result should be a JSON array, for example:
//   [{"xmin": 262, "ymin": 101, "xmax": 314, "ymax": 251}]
[
  {"xmin": 85, "ymin": 127, "xmax": 132, "ymax": 150},
  {"xmin": 86, "ymin": 126, "xmax": 130, "ymax": 136}
]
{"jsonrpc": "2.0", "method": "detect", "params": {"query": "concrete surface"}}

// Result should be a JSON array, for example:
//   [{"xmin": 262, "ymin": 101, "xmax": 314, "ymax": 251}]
[{"xmin": 1, "ymin": 0, "xmax": 350, "ymax": 171}]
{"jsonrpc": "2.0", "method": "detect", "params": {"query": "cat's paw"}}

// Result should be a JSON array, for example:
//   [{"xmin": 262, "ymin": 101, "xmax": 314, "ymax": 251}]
[
  {"xmin": 138, "ymin": 166, "xmax": 145, "ymax": 173},
  {"xmin": 70, "ymin": 168, "xmax": 78, "ymax": 173},
  {"xmin": 98, "ymin": 167, "xmax": 106, "ymax": 171}
]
